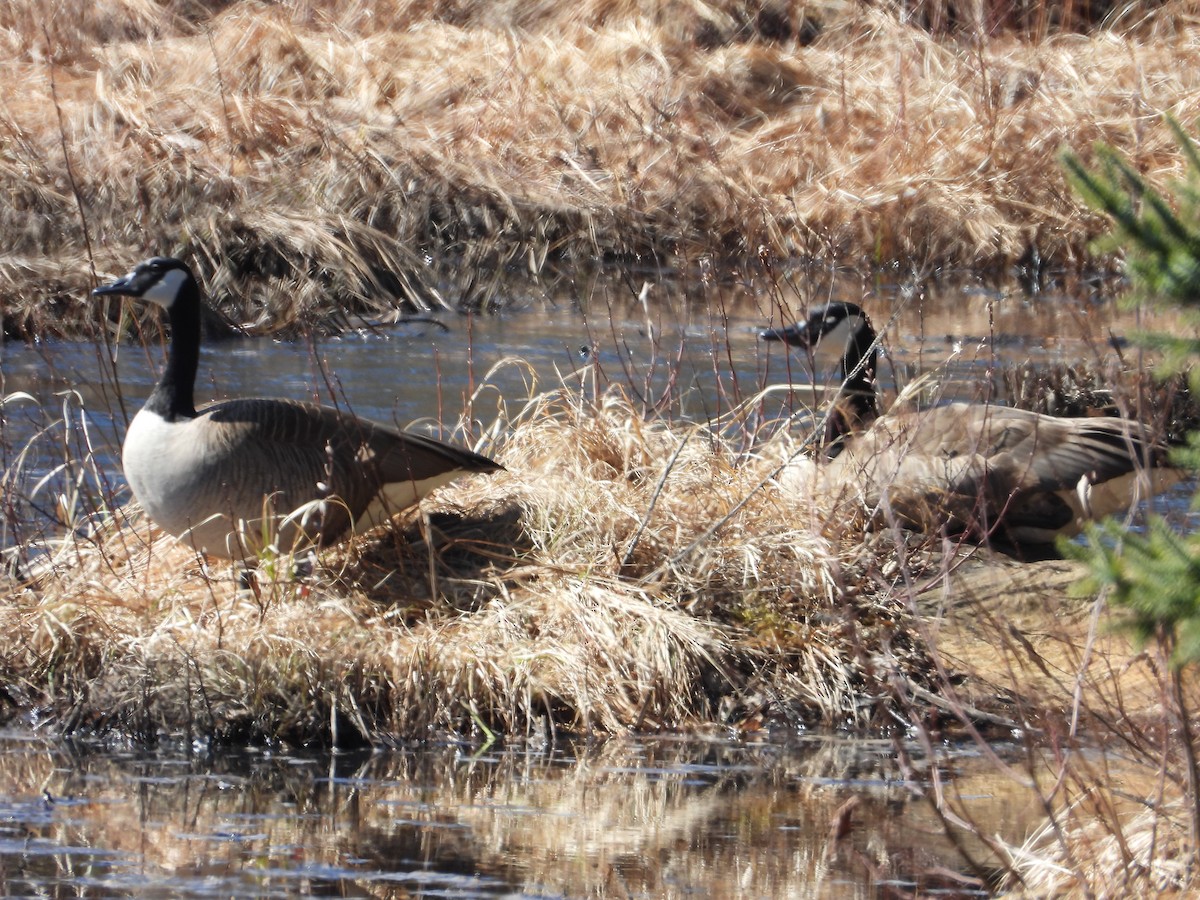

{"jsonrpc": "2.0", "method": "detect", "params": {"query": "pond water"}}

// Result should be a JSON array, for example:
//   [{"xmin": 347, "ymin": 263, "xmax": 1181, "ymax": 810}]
[
  {"xmin": 2, "ymin": 273, "xmax": 1189, "ymax": 551},
  {"xmin": 0, "ymin": 728, "xmax": 1040, "ymax": 898}
]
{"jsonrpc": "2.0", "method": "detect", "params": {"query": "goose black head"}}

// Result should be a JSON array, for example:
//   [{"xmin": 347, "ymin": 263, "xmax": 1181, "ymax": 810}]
[
  {"xmin": 761, "ymin": 302, "xmax": 880, "ymax": 456},
  {"xmin": 93, "ymin": 257, "xmax": 195, "ymax": 310},
  {"xmin": 760, "ymin": 301, "xmax": 871, "ymax": 358},
  {"xmin": 95, "ymin": 257, "xmax": 202, "ymax": 420}
]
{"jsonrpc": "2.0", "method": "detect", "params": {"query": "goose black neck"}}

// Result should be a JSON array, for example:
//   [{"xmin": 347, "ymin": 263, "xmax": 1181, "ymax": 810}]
[
  {"xmin": 824, "ymin": 322, "xmax": 880, "ymax": 459},
  {"xmin": 144, "ymin": 277, "xmax": 201, "ymax": 421}
]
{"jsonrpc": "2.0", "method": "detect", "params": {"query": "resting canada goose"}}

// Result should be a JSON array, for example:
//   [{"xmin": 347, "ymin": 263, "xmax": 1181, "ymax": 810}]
[
  {"xmin": 95, "ymin": 256, "xmax": 502, "ymax": 559},
  {"xmin": 761, "ymin": 301, "xmax": 1182, "ymax": 552}
]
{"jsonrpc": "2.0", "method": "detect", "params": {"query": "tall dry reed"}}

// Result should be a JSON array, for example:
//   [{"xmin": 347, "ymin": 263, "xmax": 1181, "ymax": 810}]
[{"xmin": 2, "ymin": 1, "xmax": 1199, "ymax": 331}]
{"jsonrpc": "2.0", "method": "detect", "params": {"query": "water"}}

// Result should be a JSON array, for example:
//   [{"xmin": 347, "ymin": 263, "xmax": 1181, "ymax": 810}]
[
  {"xmin": 0, "ymin": 275, "xmax": 1192, "ymax": 548},
  {"xmin": 0, "ymin": 729, "xmax": 1038, "ymax": 898}
]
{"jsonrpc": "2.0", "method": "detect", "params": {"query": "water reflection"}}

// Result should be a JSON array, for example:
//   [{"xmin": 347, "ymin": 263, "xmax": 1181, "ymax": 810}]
[{"xmin": 0, "ymin": 730, "xmax": 1037, "ymax": 898}]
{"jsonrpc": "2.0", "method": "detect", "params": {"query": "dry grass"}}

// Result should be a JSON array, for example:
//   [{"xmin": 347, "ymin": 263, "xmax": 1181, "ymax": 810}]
[
  {"xmin": 5, "ymin": 3, "xmax": 1200, "ymax": 886},
  {"xmin": 1011, "ymin": 799, "xmax": 1196, "ymax": 896},
  {"xmin": 3, "ymin": 1, "xmax": 1200, "ymax": 332},
  {"xmin": 0, "ymin": 381, "xmax": 950, "ymax": 744}
]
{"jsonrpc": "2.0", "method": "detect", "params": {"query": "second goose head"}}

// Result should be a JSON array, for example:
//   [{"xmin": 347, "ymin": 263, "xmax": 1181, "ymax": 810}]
[{"xmin": 760, "ymin": 301, "xmax": 881, "ymax": 456}]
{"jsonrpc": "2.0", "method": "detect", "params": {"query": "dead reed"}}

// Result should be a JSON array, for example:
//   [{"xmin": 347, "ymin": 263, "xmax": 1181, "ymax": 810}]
[{"xmin": 3, "ymin": 1, "xmax": 1200, "ymax": 331}]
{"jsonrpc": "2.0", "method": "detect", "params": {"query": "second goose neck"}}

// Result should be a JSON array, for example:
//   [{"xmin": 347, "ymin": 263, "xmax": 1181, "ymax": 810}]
[{"xmin": 824, "ymin": 325, "xmax": 880, "ymax": 458}]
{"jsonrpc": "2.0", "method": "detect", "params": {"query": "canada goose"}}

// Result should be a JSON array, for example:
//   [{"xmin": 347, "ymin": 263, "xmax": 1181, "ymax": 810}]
[
  {"xmin": 94, "ymin": 256, "xmax": 502, "ymax": 559},
  {"xmin": 761, "ymin": 301, "xmax": 1183, "ymax": 552}
]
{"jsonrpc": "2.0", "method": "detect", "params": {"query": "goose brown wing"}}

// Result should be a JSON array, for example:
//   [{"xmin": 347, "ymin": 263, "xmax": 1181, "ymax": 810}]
[
  {"xmin": 198, "ymin": 398, "xmax": 501, "ymax": 541},
  {"xmin": 829, "ymin": 404, "xmax": 1166, "ymax": 530},
  {"xmin": 852, "ymin": 405, "xmax": 1158, "ymax": 490},
  {"xmin": 956, "ymin": 405, "xmax": 1161, "ymax": 490},
  {"xmin": 370, "ymin": 424, "xmax": 504, "ymax": 484}
]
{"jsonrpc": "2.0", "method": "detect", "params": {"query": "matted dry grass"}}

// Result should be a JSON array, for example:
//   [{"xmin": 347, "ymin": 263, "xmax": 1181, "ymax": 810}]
[
  {"xmin": 3, "ymin": 1, "xmax": 1200, "ymax": 334},
  {"xmin": 0, "ymin": 383, "xmax": 950, "ymax": 745}
]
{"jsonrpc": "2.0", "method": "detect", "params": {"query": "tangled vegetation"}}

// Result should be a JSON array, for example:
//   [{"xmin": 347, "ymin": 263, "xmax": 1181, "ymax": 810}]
[
  {"xmin": 0, "ymin": 382, "xmax": 935, "ymax": 743},
  {"xmin": 3, "ymin": 0, "xmax": 1200, "ymax": 335}
]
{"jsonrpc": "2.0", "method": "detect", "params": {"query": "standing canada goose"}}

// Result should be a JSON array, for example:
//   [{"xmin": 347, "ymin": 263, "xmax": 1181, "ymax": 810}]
[
  {"xmin": 95, "ymin": 256, "xmax": 503, "ymax": 559},
  {"xmin": 761, "ymin": 301, "xmax": 1183, "ymax": 552}
]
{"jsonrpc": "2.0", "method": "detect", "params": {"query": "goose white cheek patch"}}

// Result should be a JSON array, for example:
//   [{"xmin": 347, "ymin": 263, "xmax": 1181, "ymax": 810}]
[
  {"xmin": 141, "ymin": 268, "xmax": 189, "ymax": 308},
  {"xmin": 813, "ymin": 314, "xmax": 866, "ymax": 371}
]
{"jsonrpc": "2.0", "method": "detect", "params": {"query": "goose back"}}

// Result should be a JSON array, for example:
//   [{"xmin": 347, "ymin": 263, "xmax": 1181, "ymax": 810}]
[{"xmin": 812, "ymin": 403, "xmax": 1181, "ymax": 546}]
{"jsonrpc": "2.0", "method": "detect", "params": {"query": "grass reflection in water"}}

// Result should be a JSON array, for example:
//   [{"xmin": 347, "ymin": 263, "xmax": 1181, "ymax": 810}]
[{"xmin": 0, "ymin": 732, "xmax": 1039, "ymax": 898}]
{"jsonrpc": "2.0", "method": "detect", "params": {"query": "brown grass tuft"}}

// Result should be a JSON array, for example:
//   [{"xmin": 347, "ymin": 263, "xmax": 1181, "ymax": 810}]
[
  {"xmin": 0, "ymin": 380, "xmax": 958, "ymax": 745},
  {"xmin": 2, "ymin": 2, "xmax": 1200, "ymax": 328}
]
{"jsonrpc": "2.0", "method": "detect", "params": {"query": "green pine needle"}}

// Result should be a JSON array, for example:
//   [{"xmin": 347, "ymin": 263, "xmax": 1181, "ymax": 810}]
[{"xmin": 1061, "ymin": 115, "xmax": 1200, "ymax": 672}]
